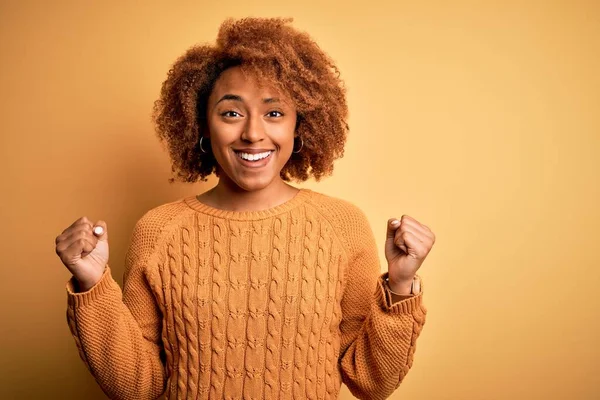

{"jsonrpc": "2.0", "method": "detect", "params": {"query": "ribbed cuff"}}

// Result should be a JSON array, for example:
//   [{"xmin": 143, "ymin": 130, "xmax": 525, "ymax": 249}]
[
  {"xmin": 66, "ymin": 265, "xmax": 117, "ymax": 308},
  {"xmin": 375, "ymin": 273, "xmax": 423, "ymax": 314}
]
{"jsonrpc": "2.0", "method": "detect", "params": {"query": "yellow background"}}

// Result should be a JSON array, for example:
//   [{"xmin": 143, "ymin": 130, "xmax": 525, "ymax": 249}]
[{"xmin": 1, "ymin": 1, "xmax": 599, "ymax": 399}]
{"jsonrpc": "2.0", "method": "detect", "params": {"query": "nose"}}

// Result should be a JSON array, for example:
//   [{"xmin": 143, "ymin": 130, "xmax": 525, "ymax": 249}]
[{"xmin": 240, "ymin": 113, "xmax": 266, "ymax": 143}]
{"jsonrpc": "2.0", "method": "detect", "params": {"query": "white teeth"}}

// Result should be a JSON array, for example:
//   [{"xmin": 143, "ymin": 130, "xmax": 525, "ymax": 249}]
[{"xmin": 236, "ymin": 151, "xmax": 272, "ymax": 161}]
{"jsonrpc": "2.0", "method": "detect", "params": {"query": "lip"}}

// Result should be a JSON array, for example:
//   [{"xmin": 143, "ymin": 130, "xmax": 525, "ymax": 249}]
[
  {"xmin": 233, "ymin": 149, "xmax": 274, "ymax": 169},
  {"xmin": 232, "ymin": 148, "xmax": 275, "ymax": 154}
]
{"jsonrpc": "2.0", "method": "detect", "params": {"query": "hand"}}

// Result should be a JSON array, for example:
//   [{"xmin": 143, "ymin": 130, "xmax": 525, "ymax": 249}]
[
  {"xmin": 55, "ymin": 216, "xmax": 109, "ymax": 292},
  {"xmin": 385, "ymin": 215, "xmax": 435, "ymax": 293}
]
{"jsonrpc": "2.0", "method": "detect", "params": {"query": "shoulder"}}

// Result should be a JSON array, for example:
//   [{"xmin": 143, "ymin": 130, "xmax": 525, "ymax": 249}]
[
  {"xmin": 305, "ymin": 190, "xmax": 375, "ymax": 251},
  {"xmin": 127, "ymin": 197, "xmax": 194, "ymax": 258},
  {"xmin": 306, "ymin": 190, "xmax": 371, "ymax": 228},
  {"xmin": 133, "ymin": 197, "xmax": 192, "ymax": 236}
]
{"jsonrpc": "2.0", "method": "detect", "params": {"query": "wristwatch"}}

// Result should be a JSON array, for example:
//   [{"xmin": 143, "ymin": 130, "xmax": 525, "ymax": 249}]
[{"xmin": 385, "ymin": 275, "xmax": 421, "ymax": 296}]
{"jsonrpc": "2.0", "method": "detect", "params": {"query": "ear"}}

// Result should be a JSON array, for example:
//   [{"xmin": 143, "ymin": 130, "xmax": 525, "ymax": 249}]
[
  {"xmin": 198, "ymin": 118, "xmax": 210, "ymax": 140},
  {"xmin": 292, "ymin": 136, "xmax": 304, "ymax": 154}
]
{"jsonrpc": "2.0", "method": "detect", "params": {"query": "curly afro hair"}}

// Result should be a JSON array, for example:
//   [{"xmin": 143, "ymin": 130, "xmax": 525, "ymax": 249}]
[{"xmin": 152, "ymin": 17, "xmax": 349, "ymax": 183}]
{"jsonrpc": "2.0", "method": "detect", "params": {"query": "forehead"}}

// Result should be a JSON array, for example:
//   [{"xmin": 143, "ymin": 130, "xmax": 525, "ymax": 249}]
[{"xmin": 209, "ymin": 66, "xmax": 290, "ymax": 104}]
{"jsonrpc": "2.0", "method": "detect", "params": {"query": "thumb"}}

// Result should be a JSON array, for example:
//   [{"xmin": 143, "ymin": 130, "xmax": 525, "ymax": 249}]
[
  {"xmin": 92, "ymin": 220, "xmax": 108, "ymax": 242},
  {"xmin": 386, "ymin": 218, "xmax": 400, "ymax": 240}
]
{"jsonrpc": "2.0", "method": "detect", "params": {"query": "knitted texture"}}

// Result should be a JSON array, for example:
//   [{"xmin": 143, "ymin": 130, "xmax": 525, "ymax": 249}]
[{"xmin": 66, "ymin": 189, "xmax": 427, "ymax": 400}]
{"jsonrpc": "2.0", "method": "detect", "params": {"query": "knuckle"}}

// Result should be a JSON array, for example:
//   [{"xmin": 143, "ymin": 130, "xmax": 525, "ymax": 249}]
[{"xmin": 56, "ymin": 243, "xmax": 66, "ymax": 255}]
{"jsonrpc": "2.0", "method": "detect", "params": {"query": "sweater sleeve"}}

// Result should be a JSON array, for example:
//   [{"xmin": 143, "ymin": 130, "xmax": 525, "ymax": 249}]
[
  {"xmin": 65, "ymin": 217, "xmax": 167, "ymax": 400},
  {"xmin": 337, "ymin": 206, "xmax": 427, "ymax": 400}
]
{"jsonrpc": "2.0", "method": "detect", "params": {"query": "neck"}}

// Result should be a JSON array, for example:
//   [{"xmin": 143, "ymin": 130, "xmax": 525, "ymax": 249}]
[{"xmin": 203, "ymin": 176, "xmax": 299, "ymax": 212}]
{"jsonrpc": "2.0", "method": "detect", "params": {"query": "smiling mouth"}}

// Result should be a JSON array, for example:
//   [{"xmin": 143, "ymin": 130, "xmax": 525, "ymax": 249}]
[{"xmin": 234, "ymin": 150, "xmax": 274, "ymax": 162}]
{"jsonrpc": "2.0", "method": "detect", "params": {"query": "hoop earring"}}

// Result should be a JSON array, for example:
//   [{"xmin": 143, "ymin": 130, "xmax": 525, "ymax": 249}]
[
  {"xmin": 293, "ymin": 136, "xmax": 304, "ymax": 154},
  {"xmin": 199, "ymin": 137, "xmax": 208, "ymax": 154}
]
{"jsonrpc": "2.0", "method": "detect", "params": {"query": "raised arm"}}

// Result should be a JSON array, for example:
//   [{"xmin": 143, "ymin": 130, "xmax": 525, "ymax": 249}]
[
  {"xmin": 337, "ymin": 208, "xmax": 427, "ymax": 400},
  {"xmin": 64, "ymin": 218, "xmax": 167, "ymax": 400}
]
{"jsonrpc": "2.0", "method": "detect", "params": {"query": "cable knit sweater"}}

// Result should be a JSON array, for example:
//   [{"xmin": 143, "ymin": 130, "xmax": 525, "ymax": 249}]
[{"xmin": 65, "ymin": 189, "xmax": 426, "ymax": 400}]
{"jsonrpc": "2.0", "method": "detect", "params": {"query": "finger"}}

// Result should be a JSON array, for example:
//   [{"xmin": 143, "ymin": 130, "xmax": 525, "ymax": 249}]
[
  {"xmin": 56, "ymin": 220, "xmax": 107, "ymax": 245},
  {"xmin": 56, "ymin": 230, "xmax": 98, "ymax": 257},
  {"xmin": 387, "ymin": 218, "xmax": 401, "ymax": 240},
  {"xmin": 64, "ymin": 228, "xmax": 98, "ymax": 245},
  {"xmin": 92, "ymin": 220, "xmax": 108, "ymax": 242},
  {"xmin": 68, "ymin": 216, "xmax": 94, "ymax": 231},
  {"xmin": 65, "ymin": 236, "xmax": 97, "ymax": 258},
  {"xmin": 395, "ymin": 231, "xmax": 427, "ymax": 257},
  {"xmin": 393, "ymin": 227, "xmax": 409, "ymax": 254},
  {"xmin": 58, "ymin": 217, "xmax": 94, "ymax": 241},
  {"xmin": 400, "ymin": 215, "xmax": 435, "ymax": 241},
  {"xmin": 56, "ymin": 226, "xmax": 91, "ymax": 246},
  {"xmin": 396, "ymin": 222, "xmax": 425, "ymax": 246},
  {"xmin": 57, "ymin": 236, "xmax": 96, "ymax": 262},
  {"xmin": 400, "ymin": 216, "xmax": 429, "ymax": 237},
  {"xmin": 397, "ymin": 224, "xmax": 435, "ymax": 251}
]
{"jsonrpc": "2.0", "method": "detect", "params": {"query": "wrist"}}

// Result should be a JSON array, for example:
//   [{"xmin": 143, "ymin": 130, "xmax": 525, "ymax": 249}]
[
  {"xmin": 387, "ymin": 277, "xmax": 414, "ymax": 295},
  {"xmin": 74, "ymin": 270, "xmax": 105, "ymax": 293},
  {"xmin": 75, "ymin": 279, "xmax": 96, "ymax": 293}
]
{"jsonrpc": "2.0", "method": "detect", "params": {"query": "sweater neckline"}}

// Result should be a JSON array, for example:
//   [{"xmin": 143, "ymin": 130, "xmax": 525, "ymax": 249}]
[{"xmin": 183, "ymin": 188, "xmax": 313, "ymax": 220}]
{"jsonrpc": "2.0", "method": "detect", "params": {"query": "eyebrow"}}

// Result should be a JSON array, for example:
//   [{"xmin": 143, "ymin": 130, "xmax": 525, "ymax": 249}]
[{"xmin": 215, "ymin": 94, "xmax": 281, "ymax": 105}]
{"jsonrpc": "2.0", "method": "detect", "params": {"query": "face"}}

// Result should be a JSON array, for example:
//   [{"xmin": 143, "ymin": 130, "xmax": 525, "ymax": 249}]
[{"xmin": 205, "ymin": 66, "xmax": 297, "ymax": 192}]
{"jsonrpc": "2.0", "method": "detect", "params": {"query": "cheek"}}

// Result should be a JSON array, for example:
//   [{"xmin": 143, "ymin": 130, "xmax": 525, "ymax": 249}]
[
  {"xmin": 206, "ymin": 125, "xmax": 235, "ymax": 170},
  {"xmin": 273, "ymin": 122, "xmax": 296, "ymax": 152},
  {"xmin": 208, "ymin": 121, "xmax": 239, "ymax": 149}
]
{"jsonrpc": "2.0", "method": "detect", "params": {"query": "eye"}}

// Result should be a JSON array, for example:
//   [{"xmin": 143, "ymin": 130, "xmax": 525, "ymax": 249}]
[
  {"xmin": 221, "ymin": 110, "xmax": 241, "ymax": 118},
  {"xmin": 267, "ymin": 111, "xmax": 284, "ymax": 118}
]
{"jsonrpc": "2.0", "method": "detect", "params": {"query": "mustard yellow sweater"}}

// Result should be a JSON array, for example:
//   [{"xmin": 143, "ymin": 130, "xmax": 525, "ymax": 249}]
[{"xmin": 66, "ymin": 189, "xmax": 426, "ymax": 400}]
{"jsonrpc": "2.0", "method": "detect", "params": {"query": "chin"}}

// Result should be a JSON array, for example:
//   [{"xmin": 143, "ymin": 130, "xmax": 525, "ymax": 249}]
[
  {"xmin": 231, "ymin": 174, "xmax": 277, "ymax": 192},
  {"xmin": 216, "ymin": 150, "xmax": 290, "ymax": 192}
]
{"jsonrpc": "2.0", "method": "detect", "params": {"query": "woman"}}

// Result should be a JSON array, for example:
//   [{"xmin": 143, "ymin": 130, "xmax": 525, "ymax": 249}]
[{"xmin": 55, "ymin": 17, "xmax": 434, "ymax": 400}]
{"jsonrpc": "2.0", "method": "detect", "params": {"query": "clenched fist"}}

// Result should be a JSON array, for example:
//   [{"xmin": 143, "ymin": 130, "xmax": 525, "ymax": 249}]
[
  {"xmin": 385, "ymin": 215, "xmax": 435, "ymax": 294},
  {"xmin": 55, "ymin": 216, "xmax": 109, "ymax": 292}
]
